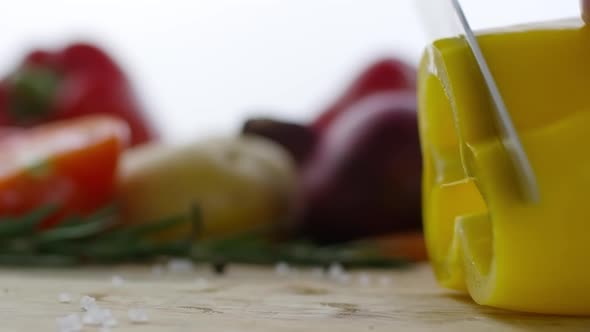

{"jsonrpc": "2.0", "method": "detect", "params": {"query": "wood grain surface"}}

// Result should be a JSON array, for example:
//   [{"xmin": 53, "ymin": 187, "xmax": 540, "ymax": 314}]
[{"xmin": 0, "ymin": 262, "xmax": 589, "ymax": 331}]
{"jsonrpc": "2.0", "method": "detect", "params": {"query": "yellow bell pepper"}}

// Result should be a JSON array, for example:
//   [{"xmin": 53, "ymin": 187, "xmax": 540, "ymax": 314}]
[{"xmin": 418, "ymin": 18, "xmax": 590, "ymax": 315}]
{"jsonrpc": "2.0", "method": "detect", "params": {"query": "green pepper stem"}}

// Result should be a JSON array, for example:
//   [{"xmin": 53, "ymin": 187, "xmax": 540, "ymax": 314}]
[{"xmin": 9, "ymin": 66, "xmax": 60, "ymax": 124}]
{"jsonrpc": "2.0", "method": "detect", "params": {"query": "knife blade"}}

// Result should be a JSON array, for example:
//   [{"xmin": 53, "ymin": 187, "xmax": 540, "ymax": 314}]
[{"xmin": 449, "ymin": 0, "xmax": 540, "ymax": 203}]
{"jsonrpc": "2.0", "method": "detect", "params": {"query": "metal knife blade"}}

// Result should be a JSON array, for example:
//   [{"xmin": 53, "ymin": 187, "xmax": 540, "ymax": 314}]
[{"xmin": 449, "ymin": 0, "xmax": 540, "ymax": 203}]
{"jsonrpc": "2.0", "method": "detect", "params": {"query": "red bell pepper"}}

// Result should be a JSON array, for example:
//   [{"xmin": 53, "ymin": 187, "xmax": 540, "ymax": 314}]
[
  {"xmin": 0, "ymin": 115, "xmax": 130, "ymax": 229},
  {"xmin": 311, "ymin": 58, "xmax": 416, "ymax": 133},
  {"xmin": 0, "ymin": 42, "xmax": 158, "ymax": 146}
]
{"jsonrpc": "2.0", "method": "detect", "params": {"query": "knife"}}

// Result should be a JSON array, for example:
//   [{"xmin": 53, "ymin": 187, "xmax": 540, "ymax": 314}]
[{"xmin": 448, "ymin": 0, "xmax": 540, "ymax": 203}]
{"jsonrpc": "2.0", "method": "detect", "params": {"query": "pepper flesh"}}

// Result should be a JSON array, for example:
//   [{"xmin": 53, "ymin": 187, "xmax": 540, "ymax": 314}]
[
  {"xmin": 0, "ymin": 115, "xmax": 129, "ymax": 229},
  {"xmin": 418, "ymin": 18, "xmax": 590, "ymax": 315}
]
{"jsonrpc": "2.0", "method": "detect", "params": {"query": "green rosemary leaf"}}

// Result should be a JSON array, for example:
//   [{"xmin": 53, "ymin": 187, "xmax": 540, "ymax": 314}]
[
  {"xmin": 80, "ymin": 239, "xmax": 191, "ymax": 262},
  {"xmin": 105, "ymin": 215, "xmax": 186, "ymax": 241},
  {"xmin": 38, "ymin": 204, "xmax": 199, "ymax": 263},
  {"xmin": 35, "ymin": 211, "xmax": 117, "ymax": 245},
  {"xmin": 58, "ymin": 214, "xmax": 84, "ymax": 227},
  {"xmin": 193, "ymin": 226, "xmax": 272, "ymax": 252},
  {"xmin": 192, "ymin": 240, "xmax": 274, "ymax": 265},
  {"xmin": 191, "ymin": 236, "xmax": 408, "ymax": 268},
  {"xmin": 0, "ymin": 237, "xmax": 36, "ymax": 254},
  {"xmin": 0, "ymin": 199, "xmax": 408, "ymax": 269},
  {"xmin": 0, "ymin": 253, "xmax": 79, "ymax": 267},
  {"xmin": 99, "ymin": 204, "xmax": 201, "ymax": 244},
  {"xmin": 0, "ymin": 204, "xmax": 58, "ymax": 239}
]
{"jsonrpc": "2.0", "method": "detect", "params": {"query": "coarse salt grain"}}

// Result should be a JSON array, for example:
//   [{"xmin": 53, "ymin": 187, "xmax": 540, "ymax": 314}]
[
  {"xmin": 167, "ymin": 258, "xmax": 194, "ymax": 273},
  {"xmin": 128, "ymin": 307, "xmax": 149, "ymax": 323},
  {"xmin": 56, "ymin": 313, "xmax": 82, "ymax": 332},
  {"xmin": 194, "ymin": 277, "xmax": 209, "ymax": 289},
  {"xmin": 111, "ymin": 275, "xmax": 125, "ymax": 287},
  {"xmin": 58, "ymin": 292, "xmax": 72, "ymax": 303},
  {"xmin": 82, "ymin": 307, "xmax": 117, "ymax": 327},
  {"xmin": 81, "ymin": 308, "xmax": 102, "ymax": 326},
  {"xmin": 275, "ymin": 262, "xmax": 290, "ymax": 276},
  {"xmin": 328, "ymin": 262, "xmax": 344, "ymax": 279},
  {"xmin": 358, "ymin": 273, "xmax": 371, "ymax": 287},
  {"xmin": 327, "ymin": 262, "xmax": 351, "ymax": 284},
  {"xmin": 80, "ymin": 295, "xmax": 97, "ymax": 311},
  {"xmin": 102, "ymin": 314, "xmax": 118, "ymax": 328}
]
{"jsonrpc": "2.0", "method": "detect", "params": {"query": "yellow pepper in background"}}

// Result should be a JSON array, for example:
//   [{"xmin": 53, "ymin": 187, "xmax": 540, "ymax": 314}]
[{"xmin": 418, "ymin": 18, "xmax": 590, "ymax": 315}]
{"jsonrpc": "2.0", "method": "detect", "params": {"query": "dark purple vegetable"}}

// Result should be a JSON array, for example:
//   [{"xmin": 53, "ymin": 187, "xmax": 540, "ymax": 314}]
[
  {"xmin": 241, "ymin": 117, "xmax": 317, "ymax": 166},
  {"xmin": 296, "ymin": 91, "xmax": 422, "ymax": 243}
]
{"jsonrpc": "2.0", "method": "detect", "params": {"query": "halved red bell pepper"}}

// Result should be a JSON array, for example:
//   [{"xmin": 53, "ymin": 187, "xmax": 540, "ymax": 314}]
[
  {"xmin": 0, "ymin": 115, "xmax": 130, "ymax": 229},
  {"xmin": 312, "ymin": 58, "xmax": 416, "ymax": 133},
  {"xmin": 0, "ymin": 42, "xmax": 158, "ymax": 146}
]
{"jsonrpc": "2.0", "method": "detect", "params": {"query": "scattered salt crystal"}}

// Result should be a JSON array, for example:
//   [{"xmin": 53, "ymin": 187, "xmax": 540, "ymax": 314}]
[
  {"xmin": 111, "ymin": 275, "xmax": 125, "ymax": 287},
  {"xmin": 378, "ymin": 276, "xmax": 392, "ymax": 286},
  {"xmin": 78, "ymin": 295, "xmax": 120, "ymax": 329},
  {"xmin": 58, "ymin": 292, "xmax": 72, "ymax": 303},
  {"xmin": 102, "ymin": 316, "xmax": 118, "ymax": 328},
  {"xmin": 328, "ymin": 262, "xmax": 344, "ymax": 279},
  {"xmin": 358, "ymin": 273, "xmax": 371, "ymax": 287},
  {"xmin": 56, "ymin": 313, "xmax": 82, "ymax": 332},
  {"xmin": 80, "ymin": 295, "xmax": 97, "ymax": 311},
  {"xmin": 194, "ymin": 277, "xmax": 209, "ymax": 289},
  {"xmin": 327, "ymin": 262, "xmax": 351, "ymax": 284},
  {"xmin": 82, "ymin": 312, "xmax": 99, "ymax": 326},
  {"xmin": 82, "ymin": 308, "xmax": 101, "ymax": 325},
  {"xmin": 102, "ymin": 310, "xmax": 118, "ymax": 328},
  {"xmin": 128, "ymin": 307, "xmax": 149, "ymax": 323},
  {"xmin": 275, "ymin": 262, "xmax": 290, "ymax": 276},
  {"xmin": 82, "ymin": 307, "xmax": 117, "ymax": 327},
  {"xmin": 167, "ymin": 258, "xmax": 194, "ymax": 273},
  {"xmin": 151, "ymin": 264, "xmax": 164, "ymax": 277}
]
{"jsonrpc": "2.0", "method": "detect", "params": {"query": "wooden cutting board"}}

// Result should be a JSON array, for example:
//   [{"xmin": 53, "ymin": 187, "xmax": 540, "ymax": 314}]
[{"xmin": 0, "ymin": 262, "xmax": 588, "ymax": 331}]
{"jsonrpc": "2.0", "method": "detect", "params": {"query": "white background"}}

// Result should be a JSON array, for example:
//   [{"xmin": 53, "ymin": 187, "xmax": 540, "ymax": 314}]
[{"xmin": 0, "ymin": 0, "xmax": 580, "ymax": 143}]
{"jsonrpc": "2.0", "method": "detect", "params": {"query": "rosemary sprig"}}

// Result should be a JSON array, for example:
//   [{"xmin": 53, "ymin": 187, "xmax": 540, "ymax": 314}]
[
  {"xmin": 35, "ymin": 205, "xmax": 118, "ymax": 245},
  {"xmin": 191, "ymin": 236, "xmax": 407, "ymax": 268},
  {"xmin": 0, "ymin": 203, "xmax": 196, "ymax": 265},
  {"xmin": 0, "ymin": 203, "xmax": 408, "ymax": 268},
  {"xmin": 0, "ymin": 205, "xmax": 58, "ymax": 239},
  {"xmin": 0, "ymin": 253, "xmax": 79, "ymax": 267}
]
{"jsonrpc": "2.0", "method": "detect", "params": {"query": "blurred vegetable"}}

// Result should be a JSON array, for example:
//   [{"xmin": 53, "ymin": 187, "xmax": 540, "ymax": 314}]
[
  {"xmin": 236, "ymin": 58, "xmax": 422, "ymax": 244},
  {"xmin": 0, "ymin": 42, "xmax": 158, "ymax": 146},
  {"xmin": 0, "ymin": 126, "xmax": 20, "ymax": 140},
  {"xmin": 117, "ymin": 135, "xmax": 299, "ymax": 241},
  {"xmin": 241, "ymin": 117, "xmax": 317, "ymax": 166},
  {"xmin": 312, "ymin": 58, "xmax": 416, "ymax": 133},
  {"xmin": 368, "ymin": 232, "xmax": 428, "ymax": 262},
  {"xmin": 0, "ymin": 115, "xmax": 129, "ymax": 229},
  {"xmin": 297, "ymin": 91, "xmax": 422, "ymax": 243}
]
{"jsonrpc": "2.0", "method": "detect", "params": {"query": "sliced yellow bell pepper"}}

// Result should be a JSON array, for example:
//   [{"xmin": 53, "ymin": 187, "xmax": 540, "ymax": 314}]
[{"xmin": 418, "ymin": 18, "xmax": 590, "ymax": 315}]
